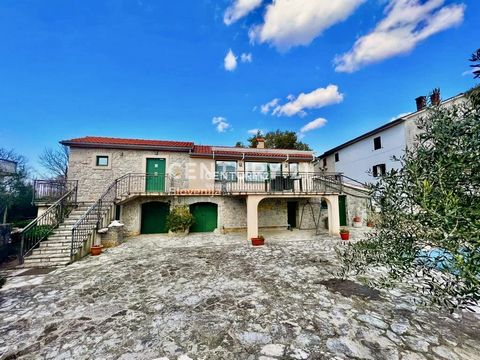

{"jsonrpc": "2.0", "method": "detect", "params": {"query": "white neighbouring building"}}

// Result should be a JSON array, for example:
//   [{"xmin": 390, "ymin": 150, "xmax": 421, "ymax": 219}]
[{"xmin": 317, "ymin": 90, "xmax": 467, "ymax": 184}]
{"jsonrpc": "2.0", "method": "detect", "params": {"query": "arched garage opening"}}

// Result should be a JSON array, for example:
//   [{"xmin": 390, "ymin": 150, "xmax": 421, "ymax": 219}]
[
  {"xmin": 141, "ymin": 201, "xmax": 170, "ymax": 234},
  {"xmin": 189, "ymin": 202, "xmax": 218, "ymax": 233}
]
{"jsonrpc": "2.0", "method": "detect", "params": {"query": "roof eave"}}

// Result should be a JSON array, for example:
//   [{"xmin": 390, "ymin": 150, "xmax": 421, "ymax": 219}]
[{"xmin": 60, "ymin": 141, "xmax": 194, "ymax": 152}]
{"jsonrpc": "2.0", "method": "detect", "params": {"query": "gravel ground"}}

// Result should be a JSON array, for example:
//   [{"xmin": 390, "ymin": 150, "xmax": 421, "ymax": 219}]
[{"xmin": 1, "ymin": 229, "xmax": 479, "ymax": 360}]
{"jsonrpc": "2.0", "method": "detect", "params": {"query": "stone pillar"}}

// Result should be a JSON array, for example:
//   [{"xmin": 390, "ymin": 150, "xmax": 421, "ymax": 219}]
[
  {"xmin": 246, "ymin": 196, "xmax": 264, "ymax": 240},
  {"xmin": 324, "ymin": 195, "xmax": 340, "ymax": 236}
]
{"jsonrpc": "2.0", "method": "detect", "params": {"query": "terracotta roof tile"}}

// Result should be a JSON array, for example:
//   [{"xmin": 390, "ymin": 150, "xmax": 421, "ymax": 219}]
[{"xmin": 62, "ymin": 136, "xmax": 194, "ymax": 149}]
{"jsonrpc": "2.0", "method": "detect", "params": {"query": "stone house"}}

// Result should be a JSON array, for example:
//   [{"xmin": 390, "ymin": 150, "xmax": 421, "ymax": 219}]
[
  {"xmin": 62, "ymin": 136, "xmax": 344, "ymax": 239},
  {"xmin": 23, "ymin": 136, "xmax": 369, "ymax": 268}
]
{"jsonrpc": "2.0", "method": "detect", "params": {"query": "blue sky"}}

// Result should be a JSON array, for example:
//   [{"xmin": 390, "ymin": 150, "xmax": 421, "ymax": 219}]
[{"xmin": 1, "ymin": 0, "xmax": 478, "ymax": 176}]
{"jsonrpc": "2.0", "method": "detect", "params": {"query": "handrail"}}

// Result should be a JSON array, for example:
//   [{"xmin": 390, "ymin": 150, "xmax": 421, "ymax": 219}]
[
  {"xmin": 33, "ymin": 179, "xmax": 78, "ymax": 203},
  {"xmin": 20, "ymin": 183, "xmax": 78, "ymax": 263}
]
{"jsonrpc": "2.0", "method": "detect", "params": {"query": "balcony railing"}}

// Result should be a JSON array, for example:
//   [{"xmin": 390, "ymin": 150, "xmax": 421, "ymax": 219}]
[
  {"xmin": 33, "ymin": 179, "xmax": 79, "ymax": 203},
  {"xmin": 214, "ymin": 171, "xmax": 343, "ymax": 194}
]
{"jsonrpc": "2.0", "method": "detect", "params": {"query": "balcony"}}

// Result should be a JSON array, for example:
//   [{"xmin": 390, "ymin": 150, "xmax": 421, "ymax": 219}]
[
  {"xmin": 33, "ymin": 180, "xmax": 78, "ymax": 204},
  {"xmin": 114, "ymin": 172, "xmax": 344, "ymax": 199}
]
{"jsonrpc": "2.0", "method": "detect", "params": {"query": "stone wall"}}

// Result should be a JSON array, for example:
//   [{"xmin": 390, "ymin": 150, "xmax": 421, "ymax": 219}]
[
  {"xmin": 120, "ymin": 195, "xmax": 338, "ymax": 237},
  {"xmin": 121, "ymin": 196, "xmax": 249, "ymax": 237},
  {"xmin": 68, "ymin": 147, "xmax": 194, "ymax": 202}
]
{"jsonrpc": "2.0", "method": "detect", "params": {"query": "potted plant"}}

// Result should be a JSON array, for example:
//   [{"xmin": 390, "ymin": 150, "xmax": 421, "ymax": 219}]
[
  {"xmin": 91, "ymin": 243, "xmax": 102, "ymax": 256},
  {"xmin": 353, "ymin": 215, "xmax": 362, "ymax": 228},
  {"xmin": 339, "ymin": 228, "xmax": 350, "ymax": 241},
  {"xmin": 366, "ymin": 218, "xmax": 374, "ymax": 228},
  {"xmin": 251, "ymin": 235, "xmax": 265, "ymax": 246},
  {"xmin": 166, "ymin": 205, "xmax": 195, "ymax": 235}
]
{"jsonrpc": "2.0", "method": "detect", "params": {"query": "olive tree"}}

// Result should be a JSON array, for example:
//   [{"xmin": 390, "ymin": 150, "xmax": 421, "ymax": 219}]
[{"xmin": 337, "ymin": 87, "xmax": 480, "ymax": 311}]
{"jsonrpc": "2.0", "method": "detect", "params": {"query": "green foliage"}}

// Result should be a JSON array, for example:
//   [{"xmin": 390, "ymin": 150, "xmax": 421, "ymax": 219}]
[
  {"xmin": 471, "ymin": 48, "xmax": 480, "ymax": 79},
  {"xmin": 239, "ymin": 130, "xmax": 312, "ymax": 150},
  {"xmin": 166, "ymin": 205, "xmax": 195, "ymax": 233},
  {"xmin": 26, "ymin": 224, "xmax": 54, "ymax": 239},
  {"xmin": 0, "ymin": 148, "xmax": 36, "ymax": 224},
  {"xmin": 340, "ymin": 228, "xmax": 350, "ymax": 234},
  {"xmin": 337, "ymin": 88, "xmax": 480, "ymax": 311}
]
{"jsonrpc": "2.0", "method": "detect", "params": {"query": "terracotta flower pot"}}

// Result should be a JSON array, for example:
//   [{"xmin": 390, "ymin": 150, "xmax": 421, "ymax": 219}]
[
  {"xmin": 367, "ymin": 221, "xmax": 374, "ymax": 228},
  {"xmin": 251, "ymin": 237, "xmax": 265, "ymax": 246},
  {"xmin": 91, "ymin": 245, "xmax": 102, "ymax": 256},
  {"xmin": 340, "ymin": 233, "xmax": 350, "ymax": 241}
]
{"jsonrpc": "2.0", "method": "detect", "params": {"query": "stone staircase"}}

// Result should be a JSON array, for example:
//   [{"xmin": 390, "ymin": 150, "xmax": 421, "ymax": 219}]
[{"xmin": 21, "ymin": 202, "xmax": 95, "ymax": 268}]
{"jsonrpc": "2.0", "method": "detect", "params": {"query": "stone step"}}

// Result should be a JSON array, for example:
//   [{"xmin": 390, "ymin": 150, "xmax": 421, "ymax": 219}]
[
  {"xmin": 40, "ymin": 240, "xmax": 71, "ymax": 247},
  {"xmin": 32, "ymin": 247, "xmax": 70, "ymax": 255},
  {"xmin": 21, "ymin": 260, "xmax": 70, "ymax": 268},
  {"xmin": 26, "ymin": 252, "xmax": 71, "ymax": 260},
  {"xmin": 47, "ymin": 234, "xmax": 71, "ymax": 241}
]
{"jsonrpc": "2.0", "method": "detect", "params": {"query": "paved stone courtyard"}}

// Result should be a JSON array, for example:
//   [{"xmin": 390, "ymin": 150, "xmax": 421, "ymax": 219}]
[{"xmin": 1, "ymin": 230, "xmax": 479, "ymax": 359}]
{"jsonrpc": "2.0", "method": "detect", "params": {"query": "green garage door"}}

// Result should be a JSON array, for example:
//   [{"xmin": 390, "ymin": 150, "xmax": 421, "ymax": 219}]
[
  {"xmin": 141, "ymin": 202, "xmax": 170, "ymax": 234},
  {"xmin": 190, "ymin": 203, "xmax": 218, "ymax": 233}
]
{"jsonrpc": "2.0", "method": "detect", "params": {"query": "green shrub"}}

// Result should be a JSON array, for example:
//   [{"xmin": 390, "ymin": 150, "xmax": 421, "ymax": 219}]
[{"xmin": 166, "ymin": 205, "xmax": 195, "ymax": 233}]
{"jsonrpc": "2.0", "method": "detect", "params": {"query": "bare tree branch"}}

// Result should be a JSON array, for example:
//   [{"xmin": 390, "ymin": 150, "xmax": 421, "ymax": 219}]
[{"xmin": 38, "ymin": 145, "xmax": 69, "ymax": 179}]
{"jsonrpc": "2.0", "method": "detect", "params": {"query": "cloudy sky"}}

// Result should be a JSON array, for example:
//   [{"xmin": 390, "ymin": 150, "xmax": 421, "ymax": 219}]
[{"xmin": 1, "ymin": 0, "xmax": 478, "ymax": 174}]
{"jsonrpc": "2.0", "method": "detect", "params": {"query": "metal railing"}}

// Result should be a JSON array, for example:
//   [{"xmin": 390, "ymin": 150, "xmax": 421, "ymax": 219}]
[
  {"xmin": 215, "ymin": 171, "xmax": 343, "ymax": 194},
  {"xmin": 20, "ymin": 184, "xmax": 78, "ymax": 263},
  {"xmin": 70, "ymin": 173, "xmax": 173, "ymax": 256},
  {"xmin": 33, "ymin": 179, "xmax": 78, "ymax": 203}
]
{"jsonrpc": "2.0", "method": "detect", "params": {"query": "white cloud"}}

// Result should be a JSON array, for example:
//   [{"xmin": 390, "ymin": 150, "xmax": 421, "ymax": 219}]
[
  {"xmin": 335, "ymin": 0, "xmax": 465, "ymax": 73},
  {"xmin": 462, "ymin": 69, "xmax": 475, "ymax": 77},
  {"xmin": 260, "ymin": 98, "xmax": 279, "ymax": 114},
  {"xmin": 241, "ymin": 53, "xmax": 253, "ymax": 63},
  {"xmin": 249, "ymin": 0, "xmax": 365, "ymax": 51},
  {"xmin": 247, "ymin": 128, "xmax": 263, "ymax": 135},
  {"xmin": 224, "ymin": 49, "xmax": 238, "ymax": 71},
  {"xmin": 212, "ymin": 116, "xmax": 231, "ymax": 132},
  {"xmin": 389, "ymin": 112, "xmax": 411, "ymax": 122},
  {"xmin": 300, "ymin": 118, "xmax": 328, "ymax": 133},
  {"xmin": 224, "ymin": 0, "xmax": 263, "ymax": 25},
  {"xmin": 264, "ymin": 85, "xmax": 344, "ymax": 117}
]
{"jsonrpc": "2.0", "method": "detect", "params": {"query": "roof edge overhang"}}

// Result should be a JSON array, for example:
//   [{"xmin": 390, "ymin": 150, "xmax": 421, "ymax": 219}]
[
  {"xmin": 60, "ymin": 141, "xmax": 194, "ymax": 152},
  {"xmin": 190, "ymin": 153, "xmax": 314, "ymax": 161}
]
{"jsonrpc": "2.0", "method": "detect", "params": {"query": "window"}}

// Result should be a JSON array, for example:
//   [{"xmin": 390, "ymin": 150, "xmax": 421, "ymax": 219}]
[
  {"xmin": 374, "ymin": 136, "xmax": 382, "ymax": 150},
  {"xmin": 322, "ymin": 158, "xmax": 327, "ymax": 167},
  {"xmin": 215, "ymin": 161, "xmax": 237, "ymax": 181},
  {"xmin": 289, "ymin": 163, "xmax": 299, "ymax": 176},
  {"xmin": 245, "ymin": 162, "xmax": 282, "ymax": 182},
  {"xmin": 334, "ymin": 153, "xmax": 339, "ymax": 162},
  {"xmin": 96, "ymin": 156, "xmax": 109, "ymax": 167},
  {"xmin": 372, "ymin": 164, "xmax": 386, "ymax": 177}
]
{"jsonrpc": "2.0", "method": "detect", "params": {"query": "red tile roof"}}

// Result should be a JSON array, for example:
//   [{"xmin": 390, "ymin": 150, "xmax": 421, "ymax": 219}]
[
  {"xmin": 60, "ymin": 137, "xmax": 314, "ymax": 160},
  {"xmin": 61, "ymin": 136, "xmax": 194, "ymax": 149}
]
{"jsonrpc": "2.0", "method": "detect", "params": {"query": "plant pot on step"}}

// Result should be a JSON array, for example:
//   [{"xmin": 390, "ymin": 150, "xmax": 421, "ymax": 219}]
[
  {"xmin": 339, "ymin": 228, "xmax": 350, "ymax": 241},
  {"xmin": 91, "ymin": 245, "xmax": 102, "ymax": 256},
  {"xmin": 251, "ymin": 236, "xmax": 265, "ymax": 246}
]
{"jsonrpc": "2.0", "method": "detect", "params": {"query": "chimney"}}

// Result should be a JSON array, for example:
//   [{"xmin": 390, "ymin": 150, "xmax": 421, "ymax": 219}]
[
  {"xmin": 256, "ymin": 138, "xmax": 265, "ymax": 149},
  {"xmin": 415, "ymin": 96, "xmax": 427, "ymax": 111},
  {"xmin": 430, "ymin": 88, "xmax": 441, "ymax": 106}
]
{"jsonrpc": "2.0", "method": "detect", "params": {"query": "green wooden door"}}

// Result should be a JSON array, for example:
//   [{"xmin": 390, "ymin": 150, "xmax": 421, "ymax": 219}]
[
  {"xmin": 141, "ymin": 202, "xmax": 170, "ymax": 234},
  {"xmin": 339, "ymin": 195, "xmax": 347, "ymax": 226},
  {"xmin": 146, "ymin": 158, "xmax": 166, "ymax": 192},
  {"xmin": 190, "ymin": 203, "xmax": 218, "ymax": 232}
]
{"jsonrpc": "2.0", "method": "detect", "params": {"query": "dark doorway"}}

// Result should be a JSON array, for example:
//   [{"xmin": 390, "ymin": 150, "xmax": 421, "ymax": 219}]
[
  {"xmin": 287, "ymin": 201, "xmax": 297, "ymax": 228},
  {"xmin": 141, "ymin": 202, "xmax": 170, "ymax": 234},
  {"xmin": 339, "ymin": 195, "xmax": 347, "ymax": 226}
]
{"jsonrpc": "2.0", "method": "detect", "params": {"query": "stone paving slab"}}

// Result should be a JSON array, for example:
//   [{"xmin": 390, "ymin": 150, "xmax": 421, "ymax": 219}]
[{"xmin": 0, "ymin": 230, "xmax": 479, "ymax": 360}]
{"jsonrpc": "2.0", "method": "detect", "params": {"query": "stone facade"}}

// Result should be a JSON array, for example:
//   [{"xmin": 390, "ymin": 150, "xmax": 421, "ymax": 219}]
[
  {"xmin": 120, "ymin": 195, "xmax": 336, "ymax": 237},
  {"xmin": 68, "ymin": 147, "xmax": 193, "ymax": 202}
]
